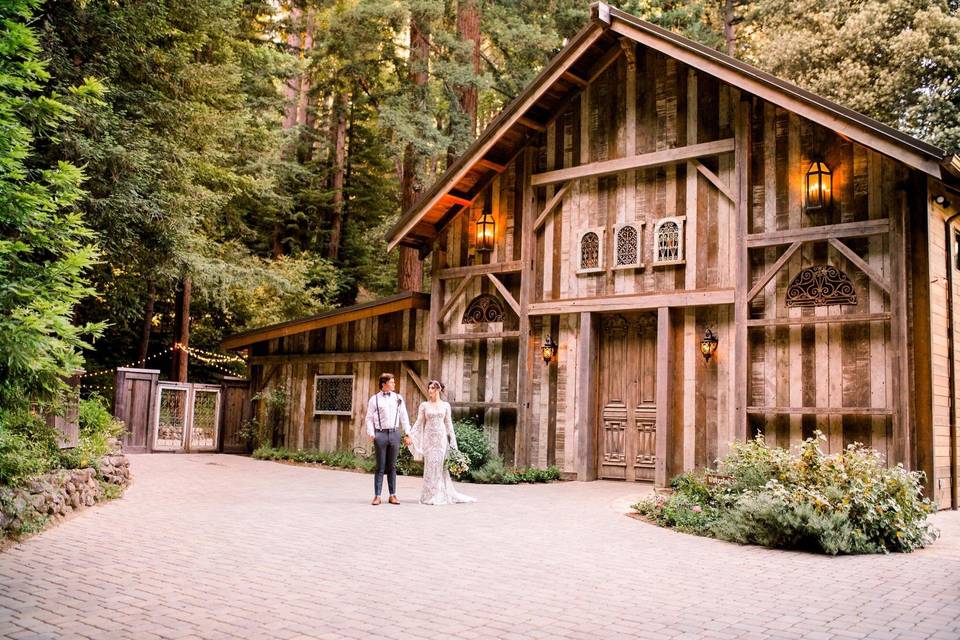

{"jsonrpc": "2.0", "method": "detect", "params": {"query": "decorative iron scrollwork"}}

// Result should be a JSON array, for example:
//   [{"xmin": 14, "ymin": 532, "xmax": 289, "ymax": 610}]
[
  {"xmin": 462, "ymin": 294, "xmax": 505, "ymax": 323},
  {"xmin": 602, "ymin": 314, "xmax": 628, "ymax": 337},
  {"xmin": 314, "ymin": 375, "xmax": 354, "ymax": 415},
  {"xmin": 616, "ymin": 225, "xmax": 639, "ymax": 266},
  {"xmin": 785, "ymin": 265, "xmax": 858, "ymax": 307},
  {"xmin": 581, "ymin": 231, "xmax": 600, "ymax": 269}
]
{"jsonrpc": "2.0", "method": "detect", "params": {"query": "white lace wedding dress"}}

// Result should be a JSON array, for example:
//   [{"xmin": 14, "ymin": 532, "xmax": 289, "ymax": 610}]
[{"xmin": 408, "ymin": 401, "xmax": 476, "ymax": 505}]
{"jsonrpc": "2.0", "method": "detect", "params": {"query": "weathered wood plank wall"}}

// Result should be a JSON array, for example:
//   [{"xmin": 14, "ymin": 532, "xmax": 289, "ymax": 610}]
[
  {"xmin": 248, "ymin": 310, "xmax": 428, "ymax": 452},
  {"xmin": 926, "ymin": 185, "xmax": 960, "ymax": 509},
  {"xmin": 429, "ymin": 41, "xmax": 922, "ymax": 484}
]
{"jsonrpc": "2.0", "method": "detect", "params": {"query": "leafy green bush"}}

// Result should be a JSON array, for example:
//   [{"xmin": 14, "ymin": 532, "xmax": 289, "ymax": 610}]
[
  {"xmin": 0, "ymin": 409, "xmax": 59, "ymax": 486},
  {"xmin": 467, "ymin": 456, "xmax": 560, "ymax": 484},
  {"xmin": 469, "ymin": 456, "xmax": 519, "ymax": 484},
  {"xmin": 452, "ymin": 418, "xmax": 491, "ymax": 470},
  {"xmin": 633, "ymin": 433, "xmax": 939, "ymax": 554},
  {"xmin": 1, "ymin": 396, "xmax": 124, "ymax": 485},
  {"xmin": 252, "ymin": 446, "xmax": 376, "ymax": 472},
  {"xmin": 71, "ymin": 395, "xmax": 125, "ymax": 467}
]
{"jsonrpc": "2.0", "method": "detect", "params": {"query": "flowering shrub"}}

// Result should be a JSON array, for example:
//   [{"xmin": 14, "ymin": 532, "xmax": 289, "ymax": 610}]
[{"xmin": 633, "ymin": 433, "xmax": 938, "ymax": 554}]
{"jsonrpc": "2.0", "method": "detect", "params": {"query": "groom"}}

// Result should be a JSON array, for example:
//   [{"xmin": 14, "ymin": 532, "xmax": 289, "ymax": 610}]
[{"xmin": 364, "ymin": 373, "xmax": 411, "ymax": 505}]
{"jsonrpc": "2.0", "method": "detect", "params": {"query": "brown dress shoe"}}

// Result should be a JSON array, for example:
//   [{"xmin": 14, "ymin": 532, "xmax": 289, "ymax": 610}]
[
  {"xmin": 371, "ymin": 496, "xmax": 381, "ymax": 505},
  {"xmin": 388, "ymin": 495, "xmax": 400, "ymax": 505}
]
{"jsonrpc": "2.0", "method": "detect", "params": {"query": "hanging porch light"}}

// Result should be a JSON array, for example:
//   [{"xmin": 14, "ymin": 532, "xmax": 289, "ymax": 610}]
[
  {"xmin": 699, "ymin": 328, "xmax": 719, "ymax": 363},
  {"xmin": 541, "ymin": 335, "xmax": 558, "ymax": 364},
  {"xmin": 476, "ymin": 208, "xmax": 495, "ymax": 252},
  {"xmin": 805, "ymin": 160, "xmax": 833, "ymax": 212}
]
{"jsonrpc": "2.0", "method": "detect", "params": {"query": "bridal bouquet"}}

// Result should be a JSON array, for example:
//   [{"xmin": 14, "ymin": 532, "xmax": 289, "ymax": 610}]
[{"xmin": 446, "ymin": 448, "xmax": 470, "ymax": 479}]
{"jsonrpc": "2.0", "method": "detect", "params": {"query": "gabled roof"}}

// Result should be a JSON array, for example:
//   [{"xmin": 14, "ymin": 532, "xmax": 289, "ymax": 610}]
[
  {"xmin": 386, "ymin": 2, "xmax": 957, "ymax": 251},
  {"xmin": 222, "ymin": 292, "xmax": 430, "ymax": 350}
]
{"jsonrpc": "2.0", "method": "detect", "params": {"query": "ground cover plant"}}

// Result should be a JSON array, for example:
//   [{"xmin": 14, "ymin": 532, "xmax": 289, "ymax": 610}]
[
  {"xmin": 633, "ymin": 433, "xmax": 938, "ymax": 554},
  {"xmin": 252, "ymin": 447, "xmax": 376, "ymax": 473},
  {"xmin": 252, "ymin": 417, "xmax": 560, "ymax": 484}
]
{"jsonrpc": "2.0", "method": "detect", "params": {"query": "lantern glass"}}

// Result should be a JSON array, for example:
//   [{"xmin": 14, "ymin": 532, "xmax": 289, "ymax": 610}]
[
  {"xmin": 805, "ymin": 161, "xmax": 832, "ymax": 211},
  {"xmin": 541, "ymin": 336, "xmax": 558, "ymax": 364},
  {"xmin": 699, "ymin": 329, "xmax": 718, "ymax": 363},
  {"xmin": 476, "ymin": 211, "xmax": 495, "ymax": 252}
]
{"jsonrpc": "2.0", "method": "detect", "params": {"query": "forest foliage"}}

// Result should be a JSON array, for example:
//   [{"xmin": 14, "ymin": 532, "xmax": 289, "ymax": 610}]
[{"xmin": 1, "ymin": 0, "xmax": 958, "ymax": 409}]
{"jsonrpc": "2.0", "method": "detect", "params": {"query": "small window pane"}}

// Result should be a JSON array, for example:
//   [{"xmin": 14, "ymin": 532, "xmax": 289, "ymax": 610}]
[
  {"xmin": 616, "ymin": 225, "xmax": 638, "ymax": 266},
  {"xmin": 314, "ymin": 375, "xmax": 354, "ymax": 416},
  {"xmin": 656, "ymin": 221, "xmax": 680, "ymax": 262},
  {"xmin": 581, "ymin": 232, "xmax": 600, "ymax": 269}
]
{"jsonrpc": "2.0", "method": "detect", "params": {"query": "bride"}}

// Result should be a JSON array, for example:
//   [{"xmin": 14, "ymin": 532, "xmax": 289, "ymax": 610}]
[{"xmin": 407, "ymin": 380, "xmax": 476, "ymax": 505}]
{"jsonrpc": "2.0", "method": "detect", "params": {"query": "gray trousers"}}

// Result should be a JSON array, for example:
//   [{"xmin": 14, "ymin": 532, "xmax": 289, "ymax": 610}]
[{"xmin": 373, "ymin": 429, "xmax": 401, "ymax": 496}]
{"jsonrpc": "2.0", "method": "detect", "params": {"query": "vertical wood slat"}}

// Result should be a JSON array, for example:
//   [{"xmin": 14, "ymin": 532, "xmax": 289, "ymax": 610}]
[
  {"xmin": 889, "ymin": 184, "xmax": 911, "ymax": 467},
  {"xmin": 734, "ymin": 94, "xmax": 750, "ymax": 442},
  {"xmin": 576, "ymin": 311, "xmax": 598, "ymax": 481},
  {"xmin": 655, "ymin": 306, "xmax": 674, "ymax": 486},
  {"xmin": 682, "ymin": 67, "xmax": 698, "ymax": 470},
  {"xmin": 516, "ymin": 147, "xmax": 537, "ymax": 467}
]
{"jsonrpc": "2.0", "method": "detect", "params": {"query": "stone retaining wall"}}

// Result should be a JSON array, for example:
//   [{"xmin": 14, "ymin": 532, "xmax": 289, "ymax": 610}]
[{"xmin": 0, "ymin": 450, "xmax": 131, "ymax": 540}]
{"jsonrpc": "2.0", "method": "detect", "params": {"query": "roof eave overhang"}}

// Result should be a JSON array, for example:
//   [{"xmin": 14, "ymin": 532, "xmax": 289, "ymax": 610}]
[
  {"xmin": 603, "ymin": 5, "xmax": 946, "ymax": 176},
  {"xmin": 384, "ymin": 19, "xmax": 608, "ymax": 252},
  {"xmin": 387, "ymin": 2, "xmax": 949, "ymax": 251},
  {"xmin": 221, "ymin": 292, "xmax": 431, "ymax": 351}
]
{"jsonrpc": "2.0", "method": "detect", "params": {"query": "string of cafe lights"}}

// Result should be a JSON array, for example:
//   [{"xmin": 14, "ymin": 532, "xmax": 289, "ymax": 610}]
[{"xmin": 78, "ymin": 343, "xmax": 247, "ymax": 386}]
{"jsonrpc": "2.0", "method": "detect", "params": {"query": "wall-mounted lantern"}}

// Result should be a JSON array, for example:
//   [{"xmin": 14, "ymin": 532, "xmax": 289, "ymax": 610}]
[
  {"xmin": 541, "ymin": 335, "xmax": 558, "ymax": 364},
  {"xmin": 699, "ymin": 328, "xmax": 719, "ymax": 363},
  {"xmin": 476, "ymin": 208, "xmax": 495, "ymax": 252},
  {"xmin": 805, "ymin": 160, "xmax": 832, "ymax": 212}
]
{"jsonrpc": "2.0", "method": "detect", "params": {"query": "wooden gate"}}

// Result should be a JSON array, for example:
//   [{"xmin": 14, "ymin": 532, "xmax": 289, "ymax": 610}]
[
  {"xmin": 152, "ymin": 383, "xmax": 222, "ymax": 453},
  {"xmin": 597, "ymin": 312, "xmax": 657, "ymax": 481},
  {"xmin": 114, "ymin": 368, "xmax": 160, "ymax": 453},
  {"xmin": 219, "ymin": 376, "xmax": 251, "ymax": 453}
]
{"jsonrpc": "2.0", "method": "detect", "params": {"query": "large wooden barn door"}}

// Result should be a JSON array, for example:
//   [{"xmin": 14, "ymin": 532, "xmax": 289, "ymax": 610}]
[{"xmin": 597, "ymin": 312, "xmax": 657, "ymax": 481}]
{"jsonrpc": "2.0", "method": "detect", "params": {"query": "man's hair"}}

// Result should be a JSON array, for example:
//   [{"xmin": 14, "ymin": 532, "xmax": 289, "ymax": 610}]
[{"xmin": 378, "ymin": 373, "xmax": 394, "ymax": 389}]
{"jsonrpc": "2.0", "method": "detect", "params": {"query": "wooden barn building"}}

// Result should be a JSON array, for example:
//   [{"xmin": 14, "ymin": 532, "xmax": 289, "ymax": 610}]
[
  {"xmin": 384, "ymin": 3, "xmax": 960, "ymax": 505},
  {"xmin": 229, "ymin": 4, "xmax": 960, "ymax": 508},
  {"xmin": 222, "ymin": 293, "xmax": 431, "ymax": 453}
]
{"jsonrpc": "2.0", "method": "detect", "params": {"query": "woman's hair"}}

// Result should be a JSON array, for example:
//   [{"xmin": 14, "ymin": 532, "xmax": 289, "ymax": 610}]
[{"xmin": 427, "ymin": 379, "xmax": 445, "ymax": 393}]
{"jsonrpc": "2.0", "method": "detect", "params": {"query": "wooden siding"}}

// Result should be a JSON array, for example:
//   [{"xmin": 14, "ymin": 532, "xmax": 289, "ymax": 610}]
[
  {"xmin": 425, "ymin": 39, "xmax": 943, "ymax": 495},
  {"xmin": 927, "ymin": 188, "xmax": 960, "ymax": 509},
  {"xmin": 744, "ymin": 105, "xmax": 901, "ymax": 460},
  {"xmin": 248, "ymin": 309, "xmax": 429, "ymax": 452}
]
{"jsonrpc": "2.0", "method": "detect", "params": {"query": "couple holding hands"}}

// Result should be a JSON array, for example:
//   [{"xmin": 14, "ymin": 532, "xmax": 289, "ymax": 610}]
[{"xmin": 364, "ymin": 373, "xmax": 475, "ymax": 506}]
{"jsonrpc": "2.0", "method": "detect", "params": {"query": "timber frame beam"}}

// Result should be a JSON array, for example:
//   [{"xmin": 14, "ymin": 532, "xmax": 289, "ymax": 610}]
[
  {"xmin": 528, "ymin": 289, "xmax": 734, "ymax": 315},
  {"xmin": 438, "ymin": 260, "xmax": 522, "ymax": 279},
  {"xmin": 745, "ymin": 219, "xmax": 890, "ymax": 248},
  {"xmin": 402, "ymin": 362, "xmax": 428, "ymax": 398},
  {"xmin": 250, "ymin": 351, "xmax": 428, "ymax": 365},
  {"xmin": 530, "ymin": 138, "xmax": 735, "ymax": 187}
]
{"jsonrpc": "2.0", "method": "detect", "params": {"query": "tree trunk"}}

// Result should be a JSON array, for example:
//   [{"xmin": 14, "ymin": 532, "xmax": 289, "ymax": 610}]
[
  {"xmin": 283, "ymin": 6, "xmax": 315, "ymax": 129},
  {"xmin": 327, "ymin": 89, "xmax": 349, "ymax": 261},
  {"xmin": 137, "ymin": 279, "xmax": 156, "ymax": 364},
  {"xmin": 397, "ymin": 8, "xmax": 430, "ymax": 292},
  {"xmin": 171, "ymin": 274, "xmax": 192, "ymax": 383},
  {"xmin": 457, "ymin": 0, "xmax": 481, "ymax": 136},
  {"xmin": 724, "ymin": 0, "xmax": 736, "ymax": 57}
]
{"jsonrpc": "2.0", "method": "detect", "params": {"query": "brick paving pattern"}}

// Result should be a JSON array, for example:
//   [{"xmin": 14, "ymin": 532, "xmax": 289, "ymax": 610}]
[{"xmin": 1, "ymin": 454, "xmax": 959, "ymax": 640}]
